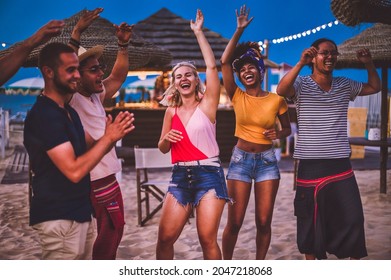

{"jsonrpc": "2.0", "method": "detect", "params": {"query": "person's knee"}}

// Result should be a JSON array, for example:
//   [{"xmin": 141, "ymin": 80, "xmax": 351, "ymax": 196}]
[
  {"xmin": 158, "ymin": 231, "xmax": 178, "ymax": 246},
  {"xmin": 199, "ymin": 235, "xmax": 217, "ymax": 249},
  {"xmin": 225, "ymin": 215, "xmax": 245, "ymax": 235},
  {"xmin": 255, "ymin": 217, "xmax": 272, "ymax": 233}
]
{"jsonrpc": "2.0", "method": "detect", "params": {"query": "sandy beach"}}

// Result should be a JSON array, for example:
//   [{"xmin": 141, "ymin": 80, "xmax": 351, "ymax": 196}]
[{"xmin": 0, "ymin": 132, "xmax": 390, "ymax": 260}]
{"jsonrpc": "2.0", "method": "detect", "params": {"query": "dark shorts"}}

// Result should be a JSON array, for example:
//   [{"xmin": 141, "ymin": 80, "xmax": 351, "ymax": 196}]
[
  {"xmin": 167, "ymin": 164, "xmax": 232, "ymax": 207},
  {"xmin": 294, "ymin": 158, "xmax": 367, "ymax": 259}
]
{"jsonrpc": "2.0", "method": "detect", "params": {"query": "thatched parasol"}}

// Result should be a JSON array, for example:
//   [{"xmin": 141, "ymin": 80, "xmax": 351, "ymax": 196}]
[
  {"xmin": 335, "ymin": 23, "xmax": 391, "ymax": 193},
  {"xmin": 0, "ymin": 10, "xmax": 172, "ymax": 73},
  {"xmin": 132, "ymin": 8, "xmax": 280, "ymax": 72},
  {"xmin": 331, "ymin": 0, "xmax": 391, "ymax": 26},
  {"xmin": 336, "ymin": 23, "xmax": 391, "ymax": 69}
]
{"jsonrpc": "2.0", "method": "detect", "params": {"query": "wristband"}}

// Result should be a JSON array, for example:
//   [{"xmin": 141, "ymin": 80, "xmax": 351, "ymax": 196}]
[{"xmin": 69, "ymin": 37, "xmax": 80, "ymax": 48}]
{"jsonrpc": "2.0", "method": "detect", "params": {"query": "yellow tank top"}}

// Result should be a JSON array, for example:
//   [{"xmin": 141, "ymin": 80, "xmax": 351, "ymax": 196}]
[{"xmin": 232, "ymin": 87, "xmax": 288, "ymax": 144}]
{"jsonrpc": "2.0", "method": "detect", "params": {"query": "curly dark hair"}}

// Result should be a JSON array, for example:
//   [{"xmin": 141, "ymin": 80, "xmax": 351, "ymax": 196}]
[
  {"xmin": 233, "ymin": 41, "xmax": 262, "ymax": 60},
  {"xmin": 231, "ymin": 41, "xmax": 264, "ymax": 73}
]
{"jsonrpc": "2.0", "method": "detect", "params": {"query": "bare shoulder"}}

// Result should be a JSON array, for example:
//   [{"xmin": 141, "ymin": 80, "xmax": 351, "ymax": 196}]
[{"xmin": 164, "ymin": 106, "xmax": 175, "ymax": 118}]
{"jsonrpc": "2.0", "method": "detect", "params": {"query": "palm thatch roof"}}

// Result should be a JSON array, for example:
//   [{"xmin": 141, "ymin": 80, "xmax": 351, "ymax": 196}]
[
  {"xmin": 335, "ymin": 23, "xmax": 391, "ymax": 69},
  {"xmin": 0, "ymin": 10, "xmax": 172, "ymax": 73},
  {"xmin": 132, "ymin": 8, "xmax": 280, "ymax": 71},
  {"xmin": 331, "ymin": 0, "xmax": 391, "ymax": 26}
]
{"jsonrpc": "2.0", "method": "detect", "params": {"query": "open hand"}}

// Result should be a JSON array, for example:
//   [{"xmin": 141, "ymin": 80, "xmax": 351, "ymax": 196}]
[
  {"xmin": 27, "ymin": 20, "xmax": 65, "ymax": 47},
  {"xmin": 74, "ymin": 8, "xmax": 103, "ymax": 35},
  {"xmin": 235, "ymin": 5, "xmax": 254, "ymax": 29},
  {"xmin": 190, "ymin": 9, "xmax": 204, "ymax": 33}
]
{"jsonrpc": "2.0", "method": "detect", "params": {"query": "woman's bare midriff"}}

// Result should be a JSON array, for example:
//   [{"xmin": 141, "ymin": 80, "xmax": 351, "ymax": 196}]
[{"xmin": 236, "ymin": 138, "xmax": 272, "ymax": 153}]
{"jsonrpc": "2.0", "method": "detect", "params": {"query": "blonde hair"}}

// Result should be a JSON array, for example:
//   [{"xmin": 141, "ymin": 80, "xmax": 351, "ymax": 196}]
[{"xmin": 160, "ymin": 62, "xmax": 205, "ymax": 107}]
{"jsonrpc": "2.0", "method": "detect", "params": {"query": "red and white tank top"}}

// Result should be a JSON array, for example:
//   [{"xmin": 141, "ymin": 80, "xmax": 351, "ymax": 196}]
[{"xmin": 171, "ymin": 107, "xmax": 219, "ymax": 163}]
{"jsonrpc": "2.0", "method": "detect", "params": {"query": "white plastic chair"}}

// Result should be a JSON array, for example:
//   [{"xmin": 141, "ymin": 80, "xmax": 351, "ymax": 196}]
[{"xmin": 134, "ymin": 146, "xmax": 172, "ymax": 226}]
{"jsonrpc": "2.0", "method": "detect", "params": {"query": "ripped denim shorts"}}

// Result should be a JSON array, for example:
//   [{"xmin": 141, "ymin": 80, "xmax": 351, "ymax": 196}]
[{"xmin": 167, "ymin": 164, "xmax": 231, "ymax": 206}]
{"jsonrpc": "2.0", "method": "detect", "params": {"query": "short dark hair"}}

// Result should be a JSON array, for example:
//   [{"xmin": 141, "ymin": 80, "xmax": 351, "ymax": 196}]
[
  {"xmin": 38, "ymin": 42, "xmax": 75, "ymax": 70},
  {"xmin": 311, "ymin": 38, "xmax": 337, "ymax": 50},
  {"xmin": 309, "ymin": 38, "xmax": 338, "ymax": 72}
]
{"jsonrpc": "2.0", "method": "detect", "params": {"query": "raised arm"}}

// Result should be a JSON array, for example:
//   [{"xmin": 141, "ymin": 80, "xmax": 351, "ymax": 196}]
[
  {"xmin": 356, "ymin": 48, "xmax": 381, "ymax": 96},
  {"xmin": 68, "ymin": 8, "xmax": 103, "ymax": 52},
  {"xmin": 190, "ymin": 9, "xmax": 219, "ymax": 120},
  {"xmin": 103, "ymin": 22, "xmax": 133, "ymax": 98},
  {"xmin": 0, "ymin": 20, "xmax": 64, "ymax": 86},
  {"xmin": 220, "ymin": 5, "xmax": 254, "ymax": 98},
  {"xmin": 69, "ymin": 8, "xmax": 132, "ymax": 99},
  {"xmin": 277, "ymin": 47, "xmax": 317, "ymax": 98}
]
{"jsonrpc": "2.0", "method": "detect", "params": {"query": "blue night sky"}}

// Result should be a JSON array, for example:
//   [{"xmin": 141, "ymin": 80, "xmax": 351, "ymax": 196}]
[{"xmin": 0, "ymin": 0, "xmax": 384, "ymax": 87}]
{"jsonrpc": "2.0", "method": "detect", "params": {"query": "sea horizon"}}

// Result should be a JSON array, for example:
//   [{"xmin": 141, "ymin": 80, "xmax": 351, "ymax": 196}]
[{"xmin": 0, "ymin": 94, "xmax": 38, "ymax": 116}]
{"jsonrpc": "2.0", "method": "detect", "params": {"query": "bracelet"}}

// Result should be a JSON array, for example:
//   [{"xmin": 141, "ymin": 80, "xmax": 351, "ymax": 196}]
[
  {"xmin": 117, "ymin": 39, "xmax": 130, "ymax": 48},
  {"xmin": 69, "ymin": 37, "xmax": 80, "ymax": 48}
]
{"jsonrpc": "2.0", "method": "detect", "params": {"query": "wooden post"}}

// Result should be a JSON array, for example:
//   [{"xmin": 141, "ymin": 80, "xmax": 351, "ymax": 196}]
[
  {"xmin": 263, "ymin": 39, "xmax": 269, "ymax": 91},
  {"xmin": 380, "ymin": 67, "xmax": 388, "ymax": 194}
]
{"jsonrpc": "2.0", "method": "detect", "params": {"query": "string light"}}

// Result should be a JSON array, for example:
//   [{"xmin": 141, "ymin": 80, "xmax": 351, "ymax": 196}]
[
  {"xmin": 1, "ymin": 42, "xmax": 13, "ymax": 48},
  {"xmin": 258, "ymin": 19, "xmax": 340, "ymax": 51}
]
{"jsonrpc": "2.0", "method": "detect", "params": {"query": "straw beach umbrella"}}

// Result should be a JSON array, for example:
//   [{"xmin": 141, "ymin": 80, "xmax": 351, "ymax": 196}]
[
  {"xmin": 0, "ymin": 10, "xmax": 172, "ymax": 74},
  {"xmin": 336, "ymin": 24, "xmax": 391, "ymax": 69},
  {"xmin": 331, "ymin": 0, "xmax": 391, "ymax": 27},
  {"xmin": 132, "ymin": 8, "xmax": 281, "ymax": 71},
  {"xmin": 335, "ymin": 23, "xmax": 391, "ymax": 193}
]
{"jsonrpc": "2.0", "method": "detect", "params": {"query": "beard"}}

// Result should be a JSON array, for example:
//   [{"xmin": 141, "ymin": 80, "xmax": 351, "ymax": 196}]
[{"xmin": 53, "ymin": 72, "xmax": 77, "ymax": 96}]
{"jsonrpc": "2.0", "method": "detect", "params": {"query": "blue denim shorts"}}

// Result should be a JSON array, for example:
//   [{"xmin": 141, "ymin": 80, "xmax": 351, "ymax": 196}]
[
  {"xmin": 167, "ymin": 164, "xmax": 231, "ymax": 206},
  {"xmin": 226, "ymin": 146, "xmax": 280, "ymax": 183}
]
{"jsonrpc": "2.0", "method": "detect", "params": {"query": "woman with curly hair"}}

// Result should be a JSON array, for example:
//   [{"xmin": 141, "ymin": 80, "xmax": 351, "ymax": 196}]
[
  {"xmin": 156, "ymin": 9, "xmax": 232, "ymax": 260},
  {"xmin": 220, "ymin": 5, "xmax": 291, "ymax": 260}
]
